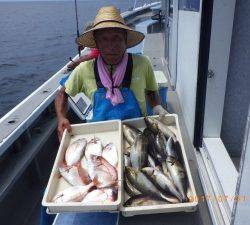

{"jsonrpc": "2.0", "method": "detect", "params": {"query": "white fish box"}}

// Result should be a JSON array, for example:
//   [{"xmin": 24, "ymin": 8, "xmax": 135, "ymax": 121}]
[
  {"xmin": 42, "ymin": 120, "xmax": 123, "ymax": 214},
  {"xmin": 120, "ymin": 115, "xmax": 198, "ymax": 216}
]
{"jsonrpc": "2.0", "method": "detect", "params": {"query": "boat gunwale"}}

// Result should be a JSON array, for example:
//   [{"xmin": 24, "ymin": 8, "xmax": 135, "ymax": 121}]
[{"xmin": 0, "ymin": 2, "xmax": 160, "ymax": 156}]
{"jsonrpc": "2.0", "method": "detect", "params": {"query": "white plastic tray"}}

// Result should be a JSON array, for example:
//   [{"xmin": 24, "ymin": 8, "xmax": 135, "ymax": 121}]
[
  {"xmin": 120, "ymin": 115, "xmax": 198, "ymax": 216},
  {"xmin": 42, "ymin": 120, "xmax": 122, "ymax": 213}
]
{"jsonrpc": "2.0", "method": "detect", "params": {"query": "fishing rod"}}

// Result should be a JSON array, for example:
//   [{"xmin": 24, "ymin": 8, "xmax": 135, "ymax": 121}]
[{"xmin": 73, "ymin": 0, "xmax": 81, "ymax": 57}]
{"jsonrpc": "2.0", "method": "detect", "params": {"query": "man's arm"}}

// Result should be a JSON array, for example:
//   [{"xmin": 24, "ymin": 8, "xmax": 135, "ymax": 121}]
[
  {"xmin": 144, "ymin": 55, "xmax": 169, "ymax": 116},
  {"xmin": 146, "ymin": 90, "xmax": 161, "ymax": 108},
  {"xmin": 55, "ymin": 87, "xmax": 72, "ymax": 141},
  {"xmin": 67, "ymin": 53, "xmax": 97, "ymax": 71},
  {"xmin": 146, "ymin": 90, "xmax": 169, "ymax": 115},
  {"xmin": 55, "ymin": 87, "xmax": 67, "ymax": 118}
]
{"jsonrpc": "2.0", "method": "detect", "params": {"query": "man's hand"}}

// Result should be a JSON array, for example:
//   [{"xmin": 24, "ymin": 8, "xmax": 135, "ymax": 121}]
[
  {"xmin": 67, "ymin": 60, "xmax": 80, "ymax": 71},
  {"xmin": 67, "ymin": 54, "xmax": 94, "ymax": 71},
  {"xmin": 55, "ymin": 87, "xmax": 71, "ymax": 142},
  {"xmin": 152, "ymin": 105, "xmax": 169, "ymax": 116},
  {"xmin": 57, "ymin": 117, "xmax": 72, "ymax": 142}
]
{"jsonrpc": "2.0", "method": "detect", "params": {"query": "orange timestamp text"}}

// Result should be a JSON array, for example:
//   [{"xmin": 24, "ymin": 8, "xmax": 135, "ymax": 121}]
[{"xmin": 188, "ymin": 195, "xmax": 248, "ymax": 202}]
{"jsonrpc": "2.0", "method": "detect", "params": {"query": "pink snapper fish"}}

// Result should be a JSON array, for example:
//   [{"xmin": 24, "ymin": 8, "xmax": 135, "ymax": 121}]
[
  {"xmin": 102, "ymin": 143, "xmax": 118, "ymax": 167},
  {"xmin": 65, "ymin": 138, "xmax": 87, "ymax": 166},
  {"xmin": 59, "ymin": 163, "xmax": 91, "ymax": 186},
  {"xmin": 52, "ymin": 183, "xmax": 94, "ymax": 203},
  {"xmin": 82, "ymin": 187, "xmax": 118, "ymax": 203},
  {"xmin": 88, "ymin": 156, "xmax": 118, "ymax": 188},
  {"xmin": 85, "ymin": 137, "xmax": 103, "ymax": 161}
]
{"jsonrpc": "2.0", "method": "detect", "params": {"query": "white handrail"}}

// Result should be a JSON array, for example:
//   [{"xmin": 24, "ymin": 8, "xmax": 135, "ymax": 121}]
[{"xmin": 0, "ymin": 1, "xmax": 161, "ymax": 156}]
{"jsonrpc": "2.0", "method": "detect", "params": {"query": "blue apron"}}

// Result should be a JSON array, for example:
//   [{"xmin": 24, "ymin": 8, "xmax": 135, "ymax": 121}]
[
  {"xmin": 91, "ymin": 53, "xmax": 142, "ymax": 122},
  {"xmin": 91, "ymin": 87, "xmax": 142, "ymax": 122}
]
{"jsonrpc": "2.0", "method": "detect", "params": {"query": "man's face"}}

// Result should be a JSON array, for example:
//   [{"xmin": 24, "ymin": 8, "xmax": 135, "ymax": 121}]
[{"xmin": 94, "ymin": 28, "xmax": 127, "ymax": 65}]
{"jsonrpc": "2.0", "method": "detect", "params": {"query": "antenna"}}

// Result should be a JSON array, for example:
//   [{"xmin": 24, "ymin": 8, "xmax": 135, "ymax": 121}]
[{"xmin": 73, "ymin": 0, "xmax": 81, "ymax": 56}]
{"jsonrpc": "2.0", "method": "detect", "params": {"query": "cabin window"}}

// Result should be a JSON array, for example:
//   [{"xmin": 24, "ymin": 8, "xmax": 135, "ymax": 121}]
[{"xmin": 202, "ymin": 0, "xmax": 241, "ymax": 215}]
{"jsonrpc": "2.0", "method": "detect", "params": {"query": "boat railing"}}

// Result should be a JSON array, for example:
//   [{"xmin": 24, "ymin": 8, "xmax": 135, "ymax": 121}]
[
  {"xmin": 0, "ymin": 2, "xmax": 160, "ymax": 160},
  {"xmin": 0, "ymin": 1, "xmax": 164, "ymax": 218},
  {"xmin": 132, "ymin": 0, "xmax": 156, "ymax": 10},
  {"xmin": 0, "ymin": 2, "xmax": 161, "ymax": 158}
]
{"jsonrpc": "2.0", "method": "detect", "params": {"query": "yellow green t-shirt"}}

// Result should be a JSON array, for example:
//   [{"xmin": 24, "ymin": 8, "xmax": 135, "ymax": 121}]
[{"xmin": 65, "ymin": 54, "xmax": 158, "ymax": 116}]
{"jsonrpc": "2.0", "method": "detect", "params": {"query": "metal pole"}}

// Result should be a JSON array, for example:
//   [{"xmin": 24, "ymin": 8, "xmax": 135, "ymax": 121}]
[{"xmin": 74, "ymin": 0, "xmax": 81, "ymax": 56}]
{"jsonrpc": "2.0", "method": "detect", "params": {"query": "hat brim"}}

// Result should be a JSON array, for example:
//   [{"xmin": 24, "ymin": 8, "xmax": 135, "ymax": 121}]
[{"xmin": 76, "ymin": 21, "xmax": 145, "ymax": 49}]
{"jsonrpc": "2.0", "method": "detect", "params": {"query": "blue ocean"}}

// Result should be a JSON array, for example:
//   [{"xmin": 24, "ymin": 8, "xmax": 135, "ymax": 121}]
[{"xmin": 0, "ymin": 0, "xmax": 150, "ymax": 118}]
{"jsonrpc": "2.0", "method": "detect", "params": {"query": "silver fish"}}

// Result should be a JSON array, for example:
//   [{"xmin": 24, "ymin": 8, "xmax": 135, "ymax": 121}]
[
  {"xmin": 144, "ymin": 117, "xmax": 159, "ymax": 134},
  {"xmin": 143, "ymin": 128, "xmax": 161, "ymax": 165},
  {"xmin": 155, "ymin": 131, "xmax": 168, "ymax": 161},
  {"xmin": 165, "ymin": 137, "xmax": 178, "ymax": 163},
  {"xmin": 124, "ymin": 194, "xmax": 167, "ymax": 207},
  {"xmin": 148, "ymin": 154, "xmax": 157, "ymax": 168},
  {"xmin": 130, "ymin": 134, "xmax": 148, "ymax": 170},
  {"xmin": 124, "ymin": 146, "xmax": 131, "ymax": 155},
  {"xmin": 123, "ymin": 124, "xmax": 142, "ymax": 145},
  {"xmin": 142, "ymin": 167, "xmax": 182, "ymax": 201},
  {"xmin": 124, "ymin": 175, "xmax": 141, "ymax": 197},
  {"xmin": 124, "ymin": 154, "xmax": 131, "ymax": 167},
  {"xmin": 161, "ymin": 161, "xmax": 173, "ymax": 181},
  {"xmin": 148, "ymin": 117, "xmax": 177, "ymax": 142},
  {"xmin": 166, "ymin": 160, "xmax": 187, "ymax": 202},
  {"xmin": 173, "ymin": 141, "xmax": 184, "ymax": 164},
  {"xmin": 125, "ymin": 167, "xmax": 179, "ymax": 203},
  {"xmin": 147, "ymin": 155, "xmax": 163, "ymax": 171}
]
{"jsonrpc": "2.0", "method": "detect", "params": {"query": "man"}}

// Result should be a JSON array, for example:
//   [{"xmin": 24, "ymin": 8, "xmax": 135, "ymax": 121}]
[{"xmin": 55, "ymin": 6, "xmax": 168, "ymax": 141}]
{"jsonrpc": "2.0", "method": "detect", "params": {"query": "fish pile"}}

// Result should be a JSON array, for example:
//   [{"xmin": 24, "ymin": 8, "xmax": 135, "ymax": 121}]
[
  {"xmin": 123, "ymin": 116, "xmax": 189, "ymax": 207},
  {"xmin": 52, "ymin": 137, "xmax": 118, "ymax": 204}
]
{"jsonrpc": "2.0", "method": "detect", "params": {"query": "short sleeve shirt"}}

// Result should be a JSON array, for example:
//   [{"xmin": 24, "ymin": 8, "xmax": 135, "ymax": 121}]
[{"xmin": 65, "ymin": 54, "xmax": 158, "ymax": 116}]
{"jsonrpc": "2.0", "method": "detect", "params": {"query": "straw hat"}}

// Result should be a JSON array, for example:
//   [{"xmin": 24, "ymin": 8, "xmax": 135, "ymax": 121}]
[{"xmin": 76, "ymin": 6, "xmax": 145, "ymax": 48}]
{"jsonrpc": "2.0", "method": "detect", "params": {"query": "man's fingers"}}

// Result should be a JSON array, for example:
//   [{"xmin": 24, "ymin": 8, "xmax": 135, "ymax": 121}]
[
  {"xmin": 67, "ymin": 62, "xmax": 77, "ymax": 70},
  {"xmin": 57, "ymin": 119, "xmax": 71, "ymax": 142},
  {"xmin": 66, "ymin": 124, "xmax": 72, "ymax": 133},
  {"xmin": 57, "ymin": 128, "xmax": 62, "ymax": 142},
  {"xmin": 63, "ymin": 121, "xmax": 72, "ymax": 134}
]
